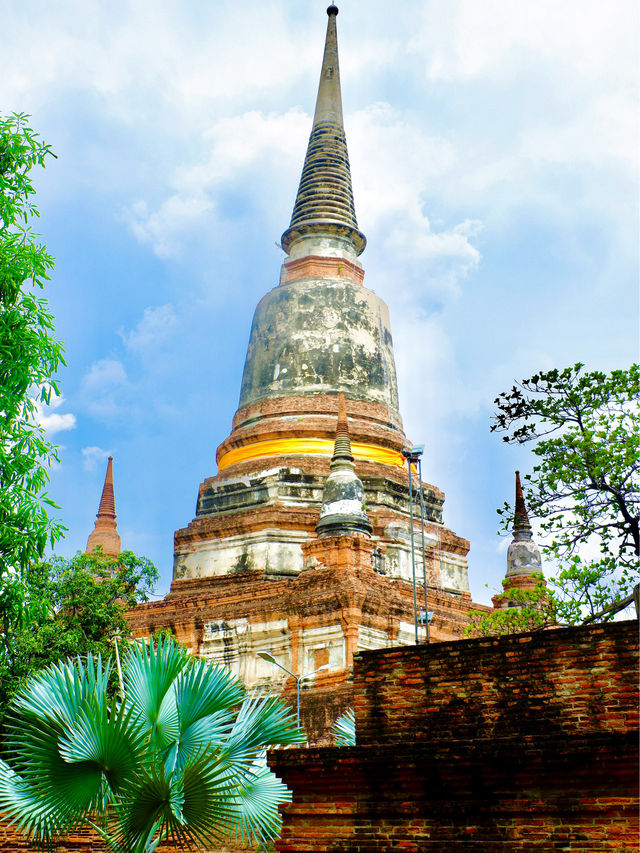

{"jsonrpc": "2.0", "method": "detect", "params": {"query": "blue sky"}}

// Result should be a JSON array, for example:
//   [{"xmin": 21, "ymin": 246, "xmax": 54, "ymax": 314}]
[{"xmin": 3, "ymin": 0, "xmax": 638, "ymax": 604}]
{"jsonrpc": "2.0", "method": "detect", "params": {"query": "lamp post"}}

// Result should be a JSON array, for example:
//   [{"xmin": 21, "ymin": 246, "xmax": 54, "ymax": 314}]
[
  {"xmin": 257, "ymin": 652, "xmax": 330, "ymax": 732},
  {"xmin": 416, "ymin": 453, "xmax": 430, "ymax": 643},
  {"xmin": 402, "ymin": 445, "xmax": 430, "ymax": 644}
]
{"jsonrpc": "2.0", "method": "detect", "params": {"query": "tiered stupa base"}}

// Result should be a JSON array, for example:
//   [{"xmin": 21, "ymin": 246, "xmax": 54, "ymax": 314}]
[
  {"xmin": 128, "ymin": 534, "xmax": 487, "ymax": 743},
  {"xmin": 174, "ymin": 390, "xmax": 470, "ymax": 594}
]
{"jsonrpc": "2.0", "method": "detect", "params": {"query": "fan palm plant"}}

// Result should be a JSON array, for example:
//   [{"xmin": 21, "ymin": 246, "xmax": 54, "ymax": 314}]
[
  {"xmin": 331, "ymin": 708, "xmax": 355, "ymax": 746},
  {"xmin": 0, "ymin": 637, "xmax": 304, "ymax": 852}
]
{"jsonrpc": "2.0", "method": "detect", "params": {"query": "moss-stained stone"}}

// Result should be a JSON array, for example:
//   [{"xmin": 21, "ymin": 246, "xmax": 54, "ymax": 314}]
[{"xmin": 240, "ymin": 277, "xmax": 399, "ymax": 413}]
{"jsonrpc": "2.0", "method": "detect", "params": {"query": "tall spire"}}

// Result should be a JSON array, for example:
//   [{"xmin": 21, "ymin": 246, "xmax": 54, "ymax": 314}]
[
  {"xmin": 86, "ymin": 456, "xmax": 122, "ymax": 557},
  {"xmin": 506, "ymin": 470, "xmax": 541, "ymax": 577},
  {"xmin": 514, "ymin": 470, "xmax": 532, "ymax": 534},
  {"xmin": 316, "ymin": 393, "xmax": 371, "ymax": 538},
  {"xmin": 281, "ymin": 4, "xmax": 366, "ymax": 257},
  {"xmin": 493, "ymin": 470, "xmax": 545, "ymax": 609}
]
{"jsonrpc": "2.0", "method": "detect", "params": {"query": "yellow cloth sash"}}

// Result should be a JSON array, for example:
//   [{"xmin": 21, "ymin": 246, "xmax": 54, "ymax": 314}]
[{"xmin": 217, "ymin": 437, "xmax": 406, "ymax": 472}]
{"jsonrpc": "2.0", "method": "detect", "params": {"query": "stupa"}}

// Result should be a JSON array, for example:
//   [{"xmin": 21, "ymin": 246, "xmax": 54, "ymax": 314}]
[
  {"xmin": 128, "ymin": 4, "xmax": 488, "ymax": 740},
  {"xmin": 173, "ymin": 4, "xmax": 469, "ymax": 596}
]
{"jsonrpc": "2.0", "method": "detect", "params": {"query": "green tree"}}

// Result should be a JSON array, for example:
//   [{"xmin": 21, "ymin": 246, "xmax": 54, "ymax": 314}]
[
  {"xmin": 0, "ymin": 112, "xmax": 65, "ymax": 637},
  {"xmin": 490, "ymin": 363, "xmax": 639, "ymax": 625},
  {"xmin": 0, "ymin": 638, "xmax": 303, "ymax": 852},
  {"xmin": 0, "ymin": 550, "xmax": 158, "ymax": 726},
  {"xmin": 467, "ymin": 573, "xmax": 557, "ymax": 637}
]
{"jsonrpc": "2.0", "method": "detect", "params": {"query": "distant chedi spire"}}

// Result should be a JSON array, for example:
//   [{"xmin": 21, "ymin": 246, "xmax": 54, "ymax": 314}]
[
  {"xmin": 506, "ymin": 470, "xmax": 542, "ymax": 578},
  {"xmin": 86, "ymin": 455, "xmax": 122, "ymax": 557},
  {"xmin": 492, "ymin": 471, "xmax": 544, "ymax": 610}
]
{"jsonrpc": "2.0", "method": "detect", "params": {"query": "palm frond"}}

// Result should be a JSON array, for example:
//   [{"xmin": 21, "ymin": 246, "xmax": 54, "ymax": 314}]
[
  {"xmin": 175, "ymin": 710, "xmax": 235, "ymax": 772},
  {"xmin": 1, "ymin": 655, "xmax": 121, "ymax": 839},
  {"xmin": 178, "ymin": 749, "xmax": 239, "ymax": 844},
  {"xmin": 122, "ymin": 638, "xmax": 187, "ymax": 749},
  {"xmin": 0, "ymin": 758, "xmax": 73, "ymax": 843},
  {"xmin": 10, "ymin": 654, "xmax": 110, "ymax": 731},
  {"xmin": 3, "ymin": 639, "xmax": 299, "ymax": 851},
  {"xmin": 168, "ymin": 657, "xmax": 245, "ymax": 774},
  {"xmin": 222, "ymin": 692, "xmax": 304, "ymax": 763},
  {"xmin": 110, "ymin": 763, "xmax": 185, "ymax": 853},
  {"xmin": 331, "ymin": 708, "xmax": 355, "ymax": 746},
  {"xmin": 226, "ymin": 761, "xmax": 292, "ymax": 844},
  {"xmin": 58, "ymin": 697, "xmax": 145, "ymax": 804},
  {"xmin": 175, "ymin": 657, "xmax": 245, "ymax": 731},
  {"xmin": 115, "ymin": 750, "xmax": 235, "ymax": 853}
]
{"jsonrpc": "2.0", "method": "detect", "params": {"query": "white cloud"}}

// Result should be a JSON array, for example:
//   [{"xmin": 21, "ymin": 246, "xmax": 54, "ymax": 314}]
[
  {"xmin": 394, "ymin": 313, "xmax": 475, "ymax": 437},
  {"xmin": 347, "ymin": 104, "xmax": 483, "ymax": 303},
  {"xmin": 82, "ymin": 446, "xmax": 112, "ymax": 472},
  {"xmin": 126, "ymin": 108, "xmax": 308, "ymax": 258},
  {"xmin": 127, "ymin": 197, "xmax": 216, "ymax": 260},
  {"xmin": 185, "ymin": 110, "xmax": 308, "ymax": 187},
  {"xmin": 413, "ymin": 0, "xmax": 637, "ymax": 85},
  {"xmin": 0, "ymin": 1, "xmax": 313, "ymax": 120},
  {"xmin": 350, "ymin": 103, "xmax": 455, "ymax": 223},
  {"xmin": 82, "ymin": 359, "xmax": 128, "ymax": 390},
  {"xmin": 33, "ymin": 395, "xmax": 76, "ymax": 436},
  {"xmin": 521, "ymin": 92, "xmax": 638, "ymax": 174},
  {"xmin": 80, "ymin": 359, "xmax": 129, "ymax": 419},
  {"xmin": 120, "ymin": 304, "xmax": 178, "ymax": 352}
]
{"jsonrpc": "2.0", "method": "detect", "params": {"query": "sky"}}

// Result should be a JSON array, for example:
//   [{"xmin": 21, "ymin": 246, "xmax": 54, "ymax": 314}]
[{"xmin": 3, "ymin": 0, "xmax": 638, "ymax": 605}]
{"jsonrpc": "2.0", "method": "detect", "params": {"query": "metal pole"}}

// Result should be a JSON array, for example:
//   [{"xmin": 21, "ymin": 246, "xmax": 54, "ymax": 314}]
[
  {"xmin": 406, "ymin": 456, "xmax": 419, "ymax": 644},
  {"xmin": 257, "ymin": 655, "xmax": 330, "ymax": 742},
  {"xmin": 417, "ymin": 457, "xmax": 430, "ymax": 644},
  {"xmin": 113, "ymin": 633, "xmax": 124, "ymax": 698}
]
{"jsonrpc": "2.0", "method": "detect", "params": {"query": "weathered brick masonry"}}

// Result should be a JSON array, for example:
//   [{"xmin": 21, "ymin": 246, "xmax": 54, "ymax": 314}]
[
  {"xmin": 353, "ymin": 618, "xmax": 639, "ymax": 745},
  {"xmin": 0, "ymin": 826, "xmax": 186, "ymax": 852},
  {"xmin": 0, "ymin": 824, "xmax": 250, "ymax": 852},
  {"xmin": 270, "ymin": 620, "xmax": 639, "ymax": 852}
]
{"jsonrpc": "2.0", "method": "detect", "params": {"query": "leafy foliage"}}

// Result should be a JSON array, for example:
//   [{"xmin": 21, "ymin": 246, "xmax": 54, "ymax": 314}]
[
  {"xmin": 467, "ymin": 574, "xmax": 556, "ymax": 636},
  {"xmin": 490, "ymin": 363, "xmax": 639, "ymax": 625},
  {"xmin": 0, "ymin": 549, "xmax": 158, "ymax": 727},
  {"xmin": 331, "ymin": 708, "xmax": 355, "ymax": 746},
  {"xmin": 0, "ymin": 112, "xmax": 65, "ymax": 580},
  {"xmin": 0, "ymin": 638, "xmax": 304, "ymax": 852}
]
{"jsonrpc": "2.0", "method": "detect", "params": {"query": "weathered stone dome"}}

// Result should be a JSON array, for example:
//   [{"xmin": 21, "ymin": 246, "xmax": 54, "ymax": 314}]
[{"xmin": 239, "ymin": 277, "xmax": 400, "ymax": 413}]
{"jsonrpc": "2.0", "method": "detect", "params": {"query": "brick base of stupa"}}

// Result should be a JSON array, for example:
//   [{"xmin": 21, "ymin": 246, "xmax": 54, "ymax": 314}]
[{"xmin": 127, "ymin": 532, "xmax": 485, "ymax": 743}]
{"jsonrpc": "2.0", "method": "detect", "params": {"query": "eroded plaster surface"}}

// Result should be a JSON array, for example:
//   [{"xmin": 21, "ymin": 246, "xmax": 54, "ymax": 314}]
[{"xmin": 240, "ymin": 278, "xmax": 399, "ymax": 412}]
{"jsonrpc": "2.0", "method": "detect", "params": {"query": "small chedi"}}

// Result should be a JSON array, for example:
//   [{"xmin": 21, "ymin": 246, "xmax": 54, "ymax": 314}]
[
  {"xmin": 492, "ymin": 470, "xmax": 545, "ymax": 609},
  {"xmin": 125, "ymin": 4, "xmax": 536, "ymax": 740}
]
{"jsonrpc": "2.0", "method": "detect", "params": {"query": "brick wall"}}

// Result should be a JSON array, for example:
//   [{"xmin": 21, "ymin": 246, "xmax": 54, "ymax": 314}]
[
  {"xmin": 269, "ymin": 620, "xmax": 639, "ymax": 852},
  {"xmin": 0, "ymin": 822, "xmax": 252, "ymax": 852},
  {"xmin": 0, "ymin": 826, "xmax": 182, "ymax": 852},
  {"xmin": 354, "ymin": 620, "xmax": 638, "ymax": 744}
]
